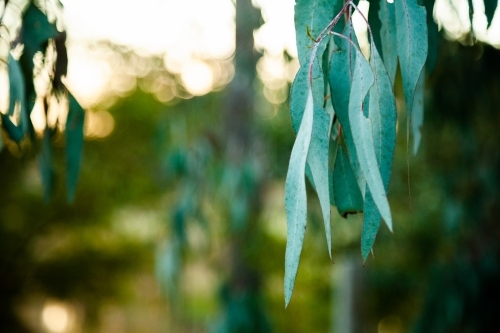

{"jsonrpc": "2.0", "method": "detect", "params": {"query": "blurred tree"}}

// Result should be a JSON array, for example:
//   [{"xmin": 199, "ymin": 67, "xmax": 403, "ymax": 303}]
[{"xmin": 2, "ymin": 1, "xmax": 500, "ymax": 333}]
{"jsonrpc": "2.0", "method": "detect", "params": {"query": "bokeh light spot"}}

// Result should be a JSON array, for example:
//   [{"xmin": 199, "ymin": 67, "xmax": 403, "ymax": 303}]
[{"xmin": 180, "ymin": 60, "xmax": 214, "ymax": 96}]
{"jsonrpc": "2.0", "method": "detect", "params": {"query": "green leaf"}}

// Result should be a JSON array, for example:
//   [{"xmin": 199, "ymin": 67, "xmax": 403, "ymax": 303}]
[
  {"xmin": 8, "ymin": 55, "xmax": 27, "ymax": 118},
  {"xmin": 329, "ymin": 23, "xmax": 357, "ymax": 120},
  {"xmin": 39, "ymin": 126, "xmax": 55, "ymax": 202},
  {"xmin": 23, "ymin": 4, "xmax": 59, "ymax": 45},
  {"xmin": 290, "ymin": 41, "xmax": 332, "ymax": 258},
  {"xmin": 395, "ymin": 0, "xmax": 428, "ymax": 117},
  {"xmin": 294, "ymin": 0, "xmax": 342, "ymax": 65},
  {"xmin": 424, "ymin": 0, "xmax": 439, "ymax": 74},
  {"xmin": 1, "ymin": 113, "xmax": 26, "ymax": 143},
  {"xmin": 328, "ymin": 134, "xmax": 336, "ymax": 207},
  {"xmin": 412, "ymin": 67, "xmax": 425, "ymax": 155},
  {"xmin": 305, "ymin": 163, "xmax": 316, "ymax": 189},
  {"xmin": 290, "ymin": 43, "xmax": 327, "ymax": 134},
  {"xmin": 349, "ymin": 47, "xmax": 393, "ymax": 231},
  {"xmin": 368, "ymin": 0, "xmax": 383, "ymax": 63},
  {"xmin": 329, "ymin": 22, "xmax": 366, "ymax": 200},
  {"xmin": 361, "ymin": 45, "xmax": 397, "ymax": 260},
  {"xmin": 333, "ymin": 137, "xmax": 364, "ymax": 216},
  {"xmin": 53, "ymin": 33, "xmax": 68, "ymax": 94},
  {"xmin": 307, "ymin": 103, "xmax": 332, "ymax": 254},
  {"xmin": 66, "ymin": 94, "xmax": 85, "ymax": 203},
  {"xmin": 284, "ymin": 88, "xmax": 314, "ymax": 307},
  {"xmin": 3, "ymin": 55, "xmax": 29, "ymax": 143},
  {"xmin": 484, "ymin": 0, "xmax": 497, "ymax": 28},
  {"xmin": 20, "ymin": 3, "xmax": 60, "ymax": 113},
  {"xmin": 378, "ymin": 0, "xmax": 398, "ymax": 85}
]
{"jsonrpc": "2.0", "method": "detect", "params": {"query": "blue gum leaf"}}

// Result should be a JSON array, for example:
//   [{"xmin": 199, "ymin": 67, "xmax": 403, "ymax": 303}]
[
  {"xmin": 395, "ymin": 0, "xmax": 428, "ymax": 119},
  {"xmin": 3, "ymin": 55, "xmax": 29, "ymax": 142},
  {"xmin": 484, "ymin": 0, "xmax": 497, "ymax": 28},
  {"xmin": 1, "ymin": 114, "xmax": 23, "ymax": 143},
  {"xmin": 333, "ymin": 137, "xmax": 364, "ymax": 217},
  {"xmin": 290, "ymin": 40, "xmax": 333, "ymax": 259},
  {"xmin": 349, "ymin": 47, "xmax": 393, "ymax": 232},
  {"xmin": 65, "ymin": 94, "xmax": 85, "ymax": 203},
  {"xmin": 361, "ymin": 45, "xmax": 397, "ymax": 260},
  {"xmin": 412, "ymin": 67, "xmax": 425, "ymax": 155},
  {"xmin": 423, "ymin": 0, "xmax": 440, "ymax": 74},
  {"xmin": 20, "ymin": 4, "xmax": 60, "ymax": 113},
  {"xmin": 329, "ymin": 22, "xmax": 366, "ymax": 210},
  {"xmin": 294, "ymin": 0, "xmax": 343, "ymax": 65},
  {"xmin": 284, "ymin": 88, "xmax": 314, "ymax": 307},
  {"xmin": 378, "ymin": 0, "xmax": 398, "ymax": 86}
]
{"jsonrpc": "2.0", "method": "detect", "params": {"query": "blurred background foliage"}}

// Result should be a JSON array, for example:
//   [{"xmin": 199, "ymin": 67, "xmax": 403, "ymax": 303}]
[{"xmin": 1, "ymin": 0, "xmax": 500, "ymax": 332}]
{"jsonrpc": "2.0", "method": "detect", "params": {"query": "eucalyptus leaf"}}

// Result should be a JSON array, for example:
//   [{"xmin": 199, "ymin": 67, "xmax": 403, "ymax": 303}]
[
  {"xmin": 395, "ymin": 0, "xmax": 428, "ymax": 117},
  {"xmin": 424, "ymin": 0, "xmax": 439, "ymax": 74},
  {"xmin": 484, "ymin": 0, "xmax": 497, "ymax": 28},
  {"xmin": 307, "ymin": 102, "xmax": 332, "ymax": 256},
  {"xmin": 290, "ymin": 40, "xmax": 329, "ymax": 132},
  {"xmin": 290, "ymin": 40, "xmax": 332, "ymax": 258},
  {"xmin": 361, "ymin": 45, "xmax": 397, "ymax": 260},
  {"xmin": 20, "ymin": 3, "xmax": 60, "ymax": 113},
  {"xmin": 66, "ymin": 94, "xmax": 85, "ymax": 203},
  {"xmin": 333, "ymin": 137, "xmax": 364, "ymax": 216},
  {"xmin": 378, "ymin": 0, "xmax": 398, "ymax": 85},
  {"xmin": 349, "ymin": 48, "xmax": 393, "ymax": 231},
  {"xmin": 294, "ymin": 0, "xmax": 343, "ymax": 64},
  {"xmin": 1, "ymin": 114, "xmax": 22, "ymax": 143},
  {"xmin": 368, "ymin": 0, "xmax": 383, "ymax": 63},
  {"xmin": 284, "ymin": 88, "xmax": 314, "ymax": 307},
  {"xmin": 8, "ymin": 55, "xmax": 26, "ymax": 120},
  {"xmin": 3, "ymin": 55, "xmax": 29, "ymax": 142},
  {"xmin": 328, "ymin": 133, "xmax": 337, "ymax": 207},
  {"xmin": 412, "ymin": 67, "xmax": 425, "ymax": 155},
  {"xmin": 329, "ymin": 22, "xmax": 366, "ymax": 199}
]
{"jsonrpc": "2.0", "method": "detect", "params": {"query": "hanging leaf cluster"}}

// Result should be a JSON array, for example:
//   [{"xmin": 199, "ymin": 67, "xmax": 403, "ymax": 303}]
[
  {"xmin": 284, "ymin": 0, "xmax": 432, "ymax": 306},
  {"xmin": 0, "ymin": 1, "xmax": 84, "ymax": 202}
]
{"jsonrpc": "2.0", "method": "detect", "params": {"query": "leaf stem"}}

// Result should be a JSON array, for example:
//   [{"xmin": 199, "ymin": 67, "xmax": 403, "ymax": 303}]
[
  {"xmin": 315, "ymin": 1, "xmax": 351, "ymax": 43},
  {"xmin": 348, "ymin": 0, "xmax": 375, "ymax": 48},
  {"xmin": 330, "ymin": 31, "xmax": 362, "ymax": 55}
]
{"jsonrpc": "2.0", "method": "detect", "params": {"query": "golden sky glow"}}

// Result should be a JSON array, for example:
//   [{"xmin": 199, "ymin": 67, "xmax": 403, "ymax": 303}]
[{"xmin": 58, "ymin": 0, "xmax": 500, "ymax": 107}]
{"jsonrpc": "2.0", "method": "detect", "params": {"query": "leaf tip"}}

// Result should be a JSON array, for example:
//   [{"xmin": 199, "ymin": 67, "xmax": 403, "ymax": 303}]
[
  {"xmin": 284, "ymin": 291, "xmax": 291, "ymax": 309},
  {"xmin": 386, "ymin": 218, "xmax": 394, "ymax": 233}
]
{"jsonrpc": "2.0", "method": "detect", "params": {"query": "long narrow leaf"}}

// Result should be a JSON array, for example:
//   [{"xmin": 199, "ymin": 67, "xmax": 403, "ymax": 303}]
[
  {"xmin": 329, "ymin": 22, "xmax": 366, "ymax": 201},
  {"xmin": 290, "ymin": 41, "xmax": 332, "ymax": 258},
  {"xmin": 294, "ymin": 0, "xmax": 343, "ymax": 64},
  {"xmin": 395, "ymin": 0, "xmax": 427, "ymax": 117},
  {"xmin": 361, "ymin": 45, "xmax": 397, "ymax": 260},
  {"xmin": 8, "ymin": 55, "xmax": 27, "ymax": 119},
  {"xmin": 333, "ymin": 137, "xmax": 364, "ymax": 216},
  {"xmin": 349, "ymin": 48, "xmax": 393, "ymax": 231},
  {"xmin": 412, "ymin": 67, "xmax": 425, "ymax": 155},
  {"xmin": 285, "ymin": 88, "xmax": 314, "ymax": 307},
  {"xmin": 66, "ymin": 94, "xmax": 85, "ymax": 203},
  {"xmin": 484, "ymin": 0, "xmax": 497, "ymax": 28},
  {"xmin": 379, "ymin": 0, "xmax": 398, "ymax": 86},
  {"xmin": 4, "ymin": 55, "xmax": 29, "ymax": 142}
]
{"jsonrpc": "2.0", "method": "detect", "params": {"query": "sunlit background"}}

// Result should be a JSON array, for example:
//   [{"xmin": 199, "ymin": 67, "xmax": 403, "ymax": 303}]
[
  {"xmin": 54, "ymin": 0, "xmax": 500, "ymax": 142},
  {"xmin": 2, "ymin": 0, "xmax": 500, "ymax": 332},
  {"xmin": 60, "ymin": 0, "xmax": 500, "ymax": 108}
]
